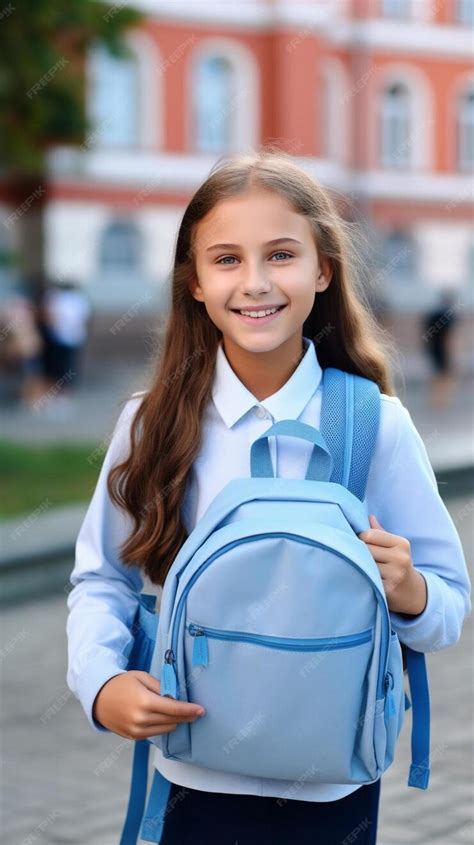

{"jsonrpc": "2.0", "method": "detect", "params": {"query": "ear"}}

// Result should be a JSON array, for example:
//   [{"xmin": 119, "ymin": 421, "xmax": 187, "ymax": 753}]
[
  {"xmin": 315, "ymin": 257, "xmax": 333, "ymax": 293},
  {"xmin": 190, "ymin": 278, "xmax": 205, "ymax": 302}
]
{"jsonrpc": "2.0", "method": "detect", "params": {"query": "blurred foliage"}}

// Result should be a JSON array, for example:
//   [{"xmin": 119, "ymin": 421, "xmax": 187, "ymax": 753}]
[
  {"xmin": 0, "ymin": 440, "xmax": 103, "ymax": 517},
  {"xmin": 0, "ymin": 0, "xmax": 142, "ymax": 175}
]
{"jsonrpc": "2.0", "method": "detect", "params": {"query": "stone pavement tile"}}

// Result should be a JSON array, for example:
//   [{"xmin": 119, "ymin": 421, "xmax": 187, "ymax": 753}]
[
  {"xmin": 47, "ymin": 811, "xmax": 126, "ymax": 844},
  {"xmin": 378, "ymin": 831, "xmax": 427, "ymax": 845},
  {"xmin": 455, "ymin": 820, "xmax": 474, "ymax": 842}
]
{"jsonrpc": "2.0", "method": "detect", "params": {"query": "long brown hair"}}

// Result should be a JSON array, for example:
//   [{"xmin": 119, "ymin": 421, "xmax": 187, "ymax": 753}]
[{"xmin": 108, "ymin": 147, "xmax": 399, "ymax": 586}]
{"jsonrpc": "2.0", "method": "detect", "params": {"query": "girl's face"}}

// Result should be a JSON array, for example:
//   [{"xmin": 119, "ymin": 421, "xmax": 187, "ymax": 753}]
[{"xmin": 190, "ymin": 187, "xmax": 332, "ymax": 356}]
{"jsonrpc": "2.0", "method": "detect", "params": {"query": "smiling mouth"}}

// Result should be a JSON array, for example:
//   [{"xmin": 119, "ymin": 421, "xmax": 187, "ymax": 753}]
[{"xmin": 231, "ymin": 305, "xmax": 287, "ymax": 318}]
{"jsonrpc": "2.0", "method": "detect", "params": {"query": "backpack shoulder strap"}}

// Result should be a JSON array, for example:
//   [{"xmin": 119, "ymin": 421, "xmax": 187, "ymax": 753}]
[
  {"xmin": 319, "ymin": 367, "xmax": 381, "ymax": 501},
  {"xmin": 320, "ymin": 369, "xmax": 431, "ymax": 789}
]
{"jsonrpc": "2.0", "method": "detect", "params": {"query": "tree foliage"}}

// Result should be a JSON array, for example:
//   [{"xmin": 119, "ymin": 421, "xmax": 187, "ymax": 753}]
[{"xmin": 0, "ymin": 0, "xmax": 142, "ymax": 175}]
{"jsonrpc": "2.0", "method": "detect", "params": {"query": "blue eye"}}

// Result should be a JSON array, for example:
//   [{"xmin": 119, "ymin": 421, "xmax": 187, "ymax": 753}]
[
  {"xmin": 216, "ymin": 251, "xmax": 292, "ymax": 265},
  {"xmin": 216, "ymin": 256, "xmax": 237, "ymax": 265}
]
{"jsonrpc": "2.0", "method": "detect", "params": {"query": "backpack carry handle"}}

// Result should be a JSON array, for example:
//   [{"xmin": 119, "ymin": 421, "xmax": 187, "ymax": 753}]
[{"xmin": 250, "ymin": 419, "xmax": 334, "ymax": 481}]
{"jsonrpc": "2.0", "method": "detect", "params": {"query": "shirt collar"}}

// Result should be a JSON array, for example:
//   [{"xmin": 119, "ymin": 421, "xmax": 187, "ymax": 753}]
[{"xmin": 211, "ymin": 336, "xmax": 323, "ymax": 429}]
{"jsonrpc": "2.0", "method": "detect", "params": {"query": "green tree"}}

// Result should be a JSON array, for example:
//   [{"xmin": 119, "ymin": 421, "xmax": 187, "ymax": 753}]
[{"xmin": 0, "ymin": 0, "xmax": 142, "ymax": 292}]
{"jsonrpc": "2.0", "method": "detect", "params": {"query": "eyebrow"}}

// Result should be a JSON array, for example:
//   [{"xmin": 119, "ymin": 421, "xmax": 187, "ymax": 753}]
[{"xmin": 205, "ymin": 237, "xmax": 302, "ymax": 253}]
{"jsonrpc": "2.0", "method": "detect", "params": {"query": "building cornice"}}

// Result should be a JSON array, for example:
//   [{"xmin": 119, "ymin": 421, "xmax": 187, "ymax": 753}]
[
  {"xmin": 46, "ymin": 148, "xmax": 474, "ymax": 206},
  {"xmin": 125, "ymin": 1, "xmax": 474, "ymax": 59}
]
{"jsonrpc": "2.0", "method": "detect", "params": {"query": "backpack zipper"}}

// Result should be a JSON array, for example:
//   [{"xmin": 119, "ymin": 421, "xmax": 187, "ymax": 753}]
[
  {"xmin": 163, "ymin": 532, "xmax": 389, "ymax": 700},
  {"xmin": 187, "ymin": 623, "xmax": 373, "ymax": 668}
]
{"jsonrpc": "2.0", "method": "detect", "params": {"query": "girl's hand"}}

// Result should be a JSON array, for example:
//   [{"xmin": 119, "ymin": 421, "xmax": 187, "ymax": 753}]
[
  {"xmin": 92, "ymin": 671, "xmax": 206, "ymax": 740},
  {"xmin": 358, "ymin": 514, "xmax": 427, "ymax": 615}
]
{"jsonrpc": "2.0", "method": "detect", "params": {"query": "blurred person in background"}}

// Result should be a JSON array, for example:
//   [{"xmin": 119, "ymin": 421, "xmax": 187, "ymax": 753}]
[
  {"xmin": 421, "ymin": 287, "xmax": 461, "ymax": 410},
  {"xmin": 0, "ymin": 287, "xmax": 45, "ymax": 409},
  {"xmin": 38, "ymin": 280, "xmax": 92, "ymax": 418}
]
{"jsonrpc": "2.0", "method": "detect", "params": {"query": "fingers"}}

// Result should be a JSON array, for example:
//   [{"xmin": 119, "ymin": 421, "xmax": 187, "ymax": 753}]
[
  {"xmin": 120, "ymin": 708, "xmax": 200, "ymax": 741},
  {"xmin": 144, "ymin": 723, "xmax": 179, "ymax": 736},
  {"xmin": 141, "ymin": 710, "xmax": 201, "ymax": 727},
  {"xmin": 137, "ymin": 691, "xmax": 204, "ymax": 721},
  {"xmin": 136, "ymin": 671, "xmax": 163, "ymax": 696},
  {"xmin": 135, "ymin": 689, "xmax": 205, "ymax": 723},
  {"xmin": 142, "ymin": 690, "xmax": 205, "ymax": 721},
  {"xmin": 121, "ymin": 722, "xmax": 179, "ymax": 741},
  {"xmin": 363, "ymin": 544, "xmax": 393, "ymax": 563},
  {"xmin": 359, "ymin": 529, "xmax": 397, "ymax": 547},
  {"xmin": 130, "ymin": 706, "xmax": 204, "ymax": 739},
  {"xmin": 137, "ymin": 672, "xmax": 205, "ymax": 720}
]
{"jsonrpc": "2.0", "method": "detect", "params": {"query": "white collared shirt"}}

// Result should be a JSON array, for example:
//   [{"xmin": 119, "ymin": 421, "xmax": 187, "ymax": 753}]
[{"xmin": 66, "ymin": 336, "xmax": 471, "ymax": 802}]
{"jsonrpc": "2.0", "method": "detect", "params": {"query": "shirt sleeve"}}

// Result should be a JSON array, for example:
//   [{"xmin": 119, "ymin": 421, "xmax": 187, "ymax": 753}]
[
  {"xmin": 366, "ymin": 396, "xmax": 471, "ymax": 653},
  {"xmin": 65, "ymin": 394, "xmax": 145, "ymax": 732}
]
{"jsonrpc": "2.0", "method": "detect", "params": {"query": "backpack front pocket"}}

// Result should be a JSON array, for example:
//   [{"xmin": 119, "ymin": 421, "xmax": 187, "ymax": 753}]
[{"xmin": 176, "ymin": 622, "xmax": 375, "ymax": 783}]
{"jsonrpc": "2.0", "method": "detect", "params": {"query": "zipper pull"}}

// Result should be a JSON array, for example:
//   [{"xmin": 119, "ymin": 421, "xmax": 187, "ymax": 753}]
[
  {"xmin": 161, "ymin": 649, "xmax": 177, "ymax": 698},
  {"xmin": 189, "ymin": 625, "xmax": 209, "ymax": 668}
]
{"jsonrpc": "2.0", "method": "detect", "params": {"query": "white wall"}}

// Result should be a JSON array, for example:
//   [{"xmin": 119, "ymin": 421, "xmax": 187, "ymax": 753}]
[
  {"xmin": 44, "ymin": 200, "xmax": 184, "ymax": 310},
  {"xmin": 415, "ymin": 221, "xmax": 474, "ymax": 289}
]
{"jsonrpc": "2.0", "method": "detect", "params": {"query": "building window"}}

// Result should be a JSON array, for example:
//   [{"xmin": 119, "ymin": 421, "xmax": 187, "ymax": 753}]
[
  {"xmin": 457, "ymin": 88, "xmax": 474, "ymax": 172},
  {"xmin": 381, "ymin": 231, "xmax": 416, "ymax": 282},
  {"xmin": 455, "ymin": 0, "xmax": 474, "ymax": 24},
  {"xmin": 381, "ymin": 0, "xmax": 412, "ymax": 18},
  {"xmin": 380, "ymin": 83, "xmax": 412, "ymax": 168},
  {"xmin": 88, "ymin": 44, "xmax": 139, "ymax": 148},
  {"xmin": 99, "ymin": 221, "xmax": 141, "ymax": 272},
  {"xmin": 193, "ymin": 54, "xmax": 235, "ymax": 152}
]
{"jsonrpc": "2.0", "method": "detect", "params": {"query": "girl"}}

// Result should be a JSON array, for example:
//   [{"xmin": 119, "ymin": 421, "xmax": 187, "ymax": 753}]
[{"xmin": 66, "ymin": 149, "xmax": 471, "ymax": 845}]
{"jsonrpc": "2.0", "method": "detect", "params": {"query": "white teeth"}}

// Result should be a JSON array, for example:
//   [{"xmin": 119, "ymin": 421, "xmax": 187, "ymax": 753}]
[{"xmin": 239, "ymin": 307, "xmax": 279, "ymax": 318}]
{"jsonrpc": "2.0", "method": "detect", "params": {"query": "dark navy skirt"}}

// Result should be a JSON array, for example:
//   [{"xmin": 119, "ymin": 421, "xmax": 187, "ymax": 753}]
[{"xmin": 158, "ymin": 777, "xmax": 381, "ymax": 844}]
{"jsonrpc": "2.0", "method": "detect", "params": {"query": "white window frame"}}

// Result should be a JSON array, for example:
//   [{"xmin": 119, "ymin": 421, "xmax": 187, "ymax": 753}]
[
  {"xmin": 457, "ymin": 88, "xmax": 474, "ymax": 171},
  {"xmin": 186, "ymin": 38, "xmax": 259, "ymax": 153},
  {"xmin": 375, "ymin": 64, "xmax": 434, "ymax": 171},
  {"xmin": 380, "ymin": 82, "xmax": 412, "ymax": 168},
  {"xmin": 318, "ymin": 58, "xmax": 351, "ymax": 165},
  {"xmin": 99, "ymin": 219, "xmax": 142, "ymax": 273},
  {"xmin": 86, "ymin": 32, "xmax": 162, "ymax": 151}
]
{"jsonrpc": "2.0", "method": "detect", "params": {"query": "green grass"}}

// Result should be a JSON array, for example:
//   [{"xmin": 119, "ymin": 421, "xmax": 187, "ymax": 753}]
[{"xmin": 0, "ymin": 441, "xmax": 105, "ymax": 519}]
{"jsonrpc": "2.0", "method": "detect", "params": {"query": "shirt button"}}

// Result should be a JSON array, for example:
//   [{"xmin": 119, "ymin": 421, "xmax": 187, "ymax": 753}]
[{"xmin": 255, "ymin": 405, "xmax": 268, "ymax": 419}]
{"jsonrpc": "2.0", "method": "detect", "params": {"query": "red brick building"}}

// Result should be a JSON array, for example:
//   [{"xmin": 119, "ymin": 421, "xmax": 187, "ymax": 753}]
[{"xmin": 2, "ymin": 0, "xmax": 473, "ymax": 321}]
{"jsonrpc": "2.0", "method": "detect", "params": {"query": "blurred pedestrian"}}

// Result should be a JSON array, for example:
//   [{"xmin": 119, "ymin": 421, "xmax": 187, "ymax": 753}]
[
  {"xmin": 38, "ymin": 280, "xmax": 92, "ymax": 418},
  {"xmin": 421, "ymin": 287, "xmax": 461, "ymax": 410},
  {"xmin": 0, "ymin": 288, "xmax": 46, "ymax": 409}
]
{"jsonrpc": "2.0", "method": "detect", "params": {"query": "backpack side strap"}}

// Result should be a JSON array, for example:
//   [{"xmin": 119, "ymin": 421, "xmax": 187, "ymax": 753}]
[
  {"xmin": 119, "ymin": 594, "xmax": 174, "ymax": 845},
  {"xmin": 119, "ymin": 740, "xmax": 153, "ymax": 845},
  {"xmin": 405, "ymin": 647, "xmax": 431, "ymax": 789},
  {"xmin": 320, "ymin": 367, "xmax": 381, "ymax": 502},
  {"xmin": 139, "ymin": 767, "xmax": 173, "ymax": 842}
]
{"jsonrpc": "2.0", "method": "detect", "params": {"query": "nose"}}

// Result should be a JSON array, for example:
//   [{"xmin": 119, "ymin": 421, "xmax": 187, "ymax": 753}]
[{"xmin": 240, "ymin": 263, "xmax": 272, "ymax": 297}]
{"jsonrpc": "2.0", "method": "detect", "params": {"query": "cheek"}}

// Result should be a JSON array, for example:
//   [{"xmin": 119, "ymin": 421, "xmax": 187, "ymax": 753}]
[
  {"xmin": 207, "ymin": 288, "xmax": 230, "ymax": 309},
  {"xmin": 278, "ymin": 265, "xmax": 315, "ymax": 295},
  {"xmin": 286, "ymin": 281, "xmax": 316, "ymax": 306}
]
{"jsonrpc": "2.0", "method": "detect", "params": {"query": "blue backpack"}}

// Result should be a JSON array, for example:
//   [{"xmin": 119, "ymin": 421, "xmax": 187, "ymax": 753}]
[{"xmin": 119, "ymin": 367, "xmax": 431, "ymax": 845}]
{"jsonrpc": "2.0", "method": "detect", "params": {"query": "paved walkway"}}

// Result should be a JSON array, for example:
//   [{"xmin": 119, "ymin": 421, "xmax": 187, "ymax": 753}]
[{"xmin": 0, "ymin": 492, "xmax": 472, "ymax": 845}]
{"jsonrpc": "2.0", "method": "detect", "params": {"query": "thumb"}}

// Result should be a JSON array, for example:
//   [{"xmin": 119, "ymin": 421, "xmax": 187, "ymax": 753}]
[
  {"xmin": 369, "ymin": 513, "xmax": 383, "ymax": 529},
  {"xmin": 134, "ymin": 670, "xmax": 162, "ymax": 696}
]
